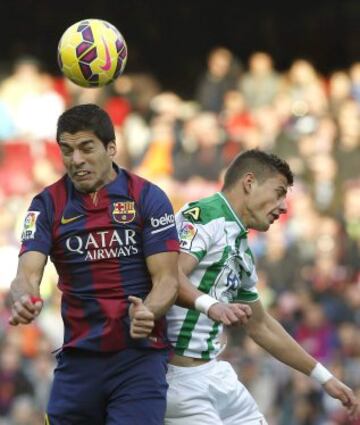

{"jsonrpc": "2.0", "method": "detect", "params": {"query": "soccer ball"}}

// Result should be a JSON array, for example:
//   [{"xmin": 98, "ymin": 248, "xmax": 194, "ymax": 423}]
[{"xmin": 57, "ymin": 19, "xmax": 127, "ymax": 88}]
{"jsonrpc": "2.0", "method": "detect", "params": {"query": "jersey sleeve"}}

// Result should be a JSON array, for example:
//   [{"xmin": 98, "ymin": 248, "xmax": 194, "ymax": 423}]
[
  {"xmin": 19, "ymin": 191, "xmax": 54, "ymax": 257},
  {"xmin": 236, "ymin": 265, "xmax": 259, "ymax": 302},
  {"xmin": 176, "ymin": 206, "xmax": 215, "ymax": 263},
  {"xmin": 141, "ymin": 183, "xmax": 179, "ymax": 257}
]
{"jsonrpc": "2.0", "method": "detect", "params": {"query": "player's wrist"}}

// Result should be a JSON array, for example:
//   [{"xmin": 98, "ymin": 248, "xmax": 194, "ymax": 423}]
[
  {"xmin": 310, "ymin": 362, "xmax": 333, "ymax": 385},
  {"xmin": 194, "ymin": 294, "xmax": 218, "ymax": 316}
]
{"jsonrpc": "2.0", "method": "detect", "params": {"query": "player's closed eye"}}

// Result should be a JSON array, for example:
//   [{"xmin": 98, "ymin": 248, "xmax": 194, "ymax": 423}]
[
  {"xmin": 61, "ymin": 149, "xmax": 72, "ymax": 156},
  {"xmin": 276, "ymin": 189, "xmax": 286, "ymax": 199}
]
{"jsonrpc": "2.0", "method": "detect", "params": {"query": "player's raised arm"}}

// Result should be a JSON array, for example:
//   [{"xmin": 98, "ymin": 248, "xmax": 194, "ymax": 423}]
[
  {"xmin": 244, "ymin": 299, "xmax": 360, "ymax": 420},
  {"xmin": 9, "ymin": 251, "xmax": 46, "ymax": 325}
]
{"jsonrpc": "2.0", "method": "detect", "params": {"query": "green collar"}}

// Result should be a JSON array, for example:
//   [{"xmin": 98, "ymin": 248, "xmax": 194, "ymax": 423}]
[{"xmin": 217, "ymin": 192, "xmax": 247, "ymax": 234}]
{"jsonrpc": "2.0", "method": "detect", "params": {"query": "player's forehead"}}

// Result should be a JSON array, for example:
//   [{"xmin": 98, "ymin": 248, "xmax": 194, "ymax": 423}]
[
  {"xmin": 272, "ymin": 174, "xmax": 288, "ymax": 190},
  {"xmin": 262, "ymin": 173, "xmax": 289, "ymax": 191},
  {"xmin": 58, "ymin": 130, "xmax": 100, "ymax": 147}
]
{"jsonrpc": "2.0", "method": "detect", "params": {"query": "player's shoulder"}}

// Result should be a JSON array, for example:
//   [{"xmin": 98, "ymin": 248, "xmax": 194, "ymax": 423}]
[
  {"xmin": 122, "ymin": 168, "xmax": 164, "ymax": 196},
  {"xmin": 121, "ymin": 169, "xmax": 171, "ymax": 214},
  {"xmin": 32, "ymin": 175, "xmax": 68, "ymax": 202},
  {"xmin": 122, "ymin": 168, "xmax": 148, "ymax": 186},
  {"xmin": 45, "ymin": 174, "xmax": 68, "ymax": 190},
  {"xmin": 179, "ymin": 193, "xmax": 224, "ymax": 225}
]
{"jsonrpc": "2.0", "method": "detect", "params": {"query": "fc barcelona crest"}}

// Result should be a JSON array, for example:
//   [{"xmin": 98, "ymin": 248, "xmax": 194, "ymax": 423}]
[{"xmin": 112, "ymin": 201, "xmax": 136, "ymax": 224}]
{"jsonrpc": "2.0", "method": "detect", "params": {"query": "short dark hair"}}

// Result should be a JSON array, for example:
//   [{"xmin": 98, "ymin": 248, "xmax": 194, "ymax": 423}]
[
  {"xmin": 56, "ymin": 104, "xmax": 115, "ymax": 146},
  {"xmin": 222, "ymin": 149, "xmax": 294, "ymax": 190}
]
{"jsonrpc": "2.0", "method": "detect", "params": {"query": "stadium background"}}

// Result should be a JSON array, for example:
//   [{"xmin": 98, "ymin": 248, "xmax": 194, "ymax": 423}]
[{"xmin": 0, "ymin": 1, "xmax": 359, "ymax": 424}]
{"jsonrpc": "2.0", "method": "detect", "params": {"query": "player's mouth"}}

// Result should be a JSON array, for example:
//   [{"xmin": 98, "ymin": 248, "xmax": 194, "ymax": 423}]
[
  {"xmin": 73, "ymin": 170, "xmax": 92, "ymax": 181},
  {"xmin": 269, "ymin": 213, "xmax": 279, "ymax": 223}
]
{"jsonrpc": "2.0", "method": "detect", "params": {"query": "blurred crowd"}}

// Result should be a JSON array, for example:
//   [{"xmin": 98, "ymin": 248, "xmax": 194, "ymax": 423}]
[{"xmin": 0, "ymin": 48, "xmax": 359, "ymax": 425}]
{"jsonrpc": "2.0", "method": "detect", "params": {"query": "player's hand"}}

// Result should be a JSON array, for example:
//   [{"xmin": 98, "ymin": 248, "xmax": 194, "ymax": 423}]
[
  {"xmin": 128, "ymin": 296, "xmax": 155, "ymax": 339},
  {"xmin": 323, "ymin": 377, "xmax": 360, "ymax": 420},
  {"xmin": 208, "ymin": 302, "xmax": 252, "ymax": 326},
  {"xmin": 9, "ymin": 295, "xmax": 43, "ymax": 326}
]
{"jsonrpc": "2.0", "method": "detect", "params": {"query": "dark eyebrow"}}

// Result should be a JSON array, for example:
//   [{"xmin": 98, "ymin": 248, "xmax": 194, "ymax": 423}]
[
  {"xmin": 78, "ymin": 140, "xmax": 95, "ymax": 148},
  {"xmin": 59, "ymin": 139, "xmax": 95, "ymax": 148}
]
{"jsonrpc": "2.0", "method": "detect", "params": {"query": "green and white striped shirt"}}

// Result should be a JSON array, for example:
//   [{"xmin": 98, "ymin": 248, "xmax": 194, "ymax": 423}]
[{"xmin": 167, "ymin": 192, "xmax": 259, "ymax": 359}]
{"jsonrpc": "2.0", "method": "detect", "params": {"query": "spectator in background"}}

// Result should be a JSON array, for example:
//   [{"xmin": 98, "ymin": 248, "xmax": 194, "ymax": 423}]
[
  {"xmin": 136, "ymin": 92, "xmax": 185, "ymax": 180},
  {"xmin": 295, "ymin": 303, "xmax": 341, "ymax": 364},
  {"xmin": 257, "ymin": 221, "xmax": 301, "ymax": 294},
  {"xmin": 15, "ymin": 73, "xmax": 65, "ymax": 143},
  {"xmin": 172, "ymin": 111, "xmax": 226, "ymax": 182},
  {"xmin": 286, "ymin": 188, "xmax": 320, "ymax": 267},
  {"xmin": 137, "ymin": 116, "xmax": 176, "ymax": 180},
  {"xmin": 8, "ymin": 395, "xmax": 41, "ymax": 425},
  {"xmin": 0, "ymin": 101, "xmax": 15, "ymax": 141},
  {"xmin": 328, "ymin": 70, "xmax": 352, "ymax": 117},
  {"xmin": 119, "ymin": 74, "xmax": 162, "ymax": 168},
  {"xmin": 0, "ymin": 343, "xmax": 34, "ymax": 417},
  {"xmin": 240, "ymin": 51, "xmax": 281, "ymax": 110},
  {"xmin": 285, "ymin": 59, "xmax": 328, "ymax": 117},
  {"xmin": 341, "ymin": 182, "xmax": 360, "ymax": 273},
  {"xmin": 334, "ymin": 99, "xmax": 360, "ymax": 185},
  {"xmin": 349, "ymin": 62, "xmax": 360, "ymax": 104},
  {"xmin": 308, "ymin": 153, "xmax": 340, "ymax": 214},
  {"xmin": 0, "ymin": 57, "xmax": 43, "ymax": 123},
  {"xmin": 221, "ymin": 90, "xmax": 255, "ymax": 142},
  {"xmin": 195, "ymin": 47, "xmax": 240, "ymax": 113},
  {"xmin": 0, "ymin": 56, "xmax": 65, "ymax": 143}
]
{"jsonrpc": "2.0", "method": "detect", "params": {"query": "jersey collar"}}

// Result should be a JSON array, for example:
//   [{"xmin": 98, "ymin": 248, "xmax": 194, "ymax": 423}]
[{"xmin": 216, "ymin": 192, "xmax": 247, "ymax": 234}]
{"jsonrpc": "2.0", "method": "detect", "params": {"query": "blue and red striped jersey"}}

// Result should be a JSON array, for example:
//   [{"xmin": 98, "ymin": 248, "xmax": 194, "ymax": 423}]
[{"xmin": 20, "ymin": 165, "xmax": 179, "ymax": 352}]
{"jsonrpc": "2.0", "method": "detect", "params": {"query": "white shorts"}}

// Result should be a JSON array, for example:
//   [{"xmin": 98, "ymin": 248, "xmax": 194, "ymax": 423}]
[{"xmin": 165, "ymin": 359, "xmax": 267, "ymax": 425}]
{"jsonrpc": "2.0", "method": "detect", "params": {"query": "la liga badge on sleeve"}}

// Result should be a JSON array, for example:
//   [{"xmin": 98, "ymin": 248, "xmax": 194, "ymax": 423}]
[
  {"xmin": 21, "ymin": 211, "xmax": 40, "ymax": 241},
  {"xmin": 179, "ymin": 222, "xmax": 197, "ymax": 250}
]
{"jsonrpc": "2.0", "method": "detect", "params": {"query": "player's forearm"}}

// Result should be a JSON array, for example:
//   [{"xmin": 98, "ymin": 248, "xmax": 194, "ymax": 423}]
[
  {"xmin": 247, "ymin": 312, "xmax": 316, "ymax": 376},
  {"xmin": 175, "ymin": 270, "xmax": 203, "ymax": 309},
  {"xmin": 144, "ymin": 276, "xmax": 179, "ymax": 319}
]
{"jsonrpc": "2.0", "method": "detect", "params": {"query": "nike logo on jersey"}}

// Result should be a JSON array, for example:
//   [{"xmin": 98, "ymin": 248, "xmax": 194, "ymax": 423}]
[
  {"xmin": 100, "ymin": 37, "xmax": 112, "ymax": 71},
  {"xmin": 61, "ymin": 214, "xmax": 83, "ymax": 225}
]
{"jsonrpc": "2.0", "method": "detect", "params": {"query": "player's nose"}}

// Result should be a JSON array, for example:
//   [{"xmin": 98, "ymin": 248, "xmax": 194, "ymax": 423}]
[
  {"xmin": 71, "ymin": 149, "xmax": 85, "ymax": 165},
  {"xmin": 279, "ymin": 198, "xmax": 287, "ymax": 214}
]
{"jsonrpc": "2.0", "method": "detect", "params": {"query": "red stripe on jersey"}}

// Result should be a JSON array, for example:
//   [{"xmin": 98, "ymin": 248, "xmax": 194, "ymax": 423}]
[
  {"xmin": 48, "ymin": 177, "xmax": 91, "ymax": 347},
  {"xmin": 83, "ymin": 188, "xmax": 127, "ymax": 352},
  {"xmin": 126, "ymin": 170, "xmax": 146, "ymax": 204},
  {"xmin": 150, "ymin": 316, "xmax": 170, "ymax": 350},
  {"xmin": 166, "ymin": 239, "xmax": 180, "ymax": 251}
]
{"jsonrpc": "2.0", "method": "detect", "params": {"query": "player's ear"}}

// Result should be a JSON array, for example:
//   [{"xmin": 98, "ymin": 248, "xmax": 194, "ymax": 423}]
[
  {"xmin": 107, "ymin": 140, "xmax": 117, "ymax": 158},
  {"xmin": 242, "ymin": 172, "xmax": 256, "ymax": 194}
]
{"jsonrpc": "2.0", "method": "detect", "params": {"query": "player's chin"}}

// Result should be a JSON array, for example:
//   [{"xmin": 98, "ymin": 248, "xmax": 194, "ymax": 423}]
[
  {"xmin": 73, "ymin": 181, "xmax": 96, "ymax": 193},
  {"xmin": 253, "ymin": 221, "xmax": 270, "ymax": 232}
]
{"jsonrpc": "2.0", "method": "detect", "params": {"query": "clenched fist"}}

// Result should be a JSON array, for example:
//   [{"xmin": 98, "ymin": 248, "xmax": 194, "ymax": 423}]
[
  {"xmin": 208, "ymin": 302, "xmax": 252, "ymax": 326},
  {"xmin": 128, "ymin": 296, "xmax": 155, "ymax": 339}
]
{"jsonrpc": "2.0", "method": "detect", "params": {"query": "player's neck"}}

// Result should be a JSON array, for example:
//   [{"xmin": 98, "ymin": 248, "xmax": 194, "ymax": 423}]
[
  {"xmin": 88, "ymin": 167, "xmax": 118, "ymax": 202},
  {"xmin": 221, "ymin": 190, "xmax": 248, "ymax": 227}
]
